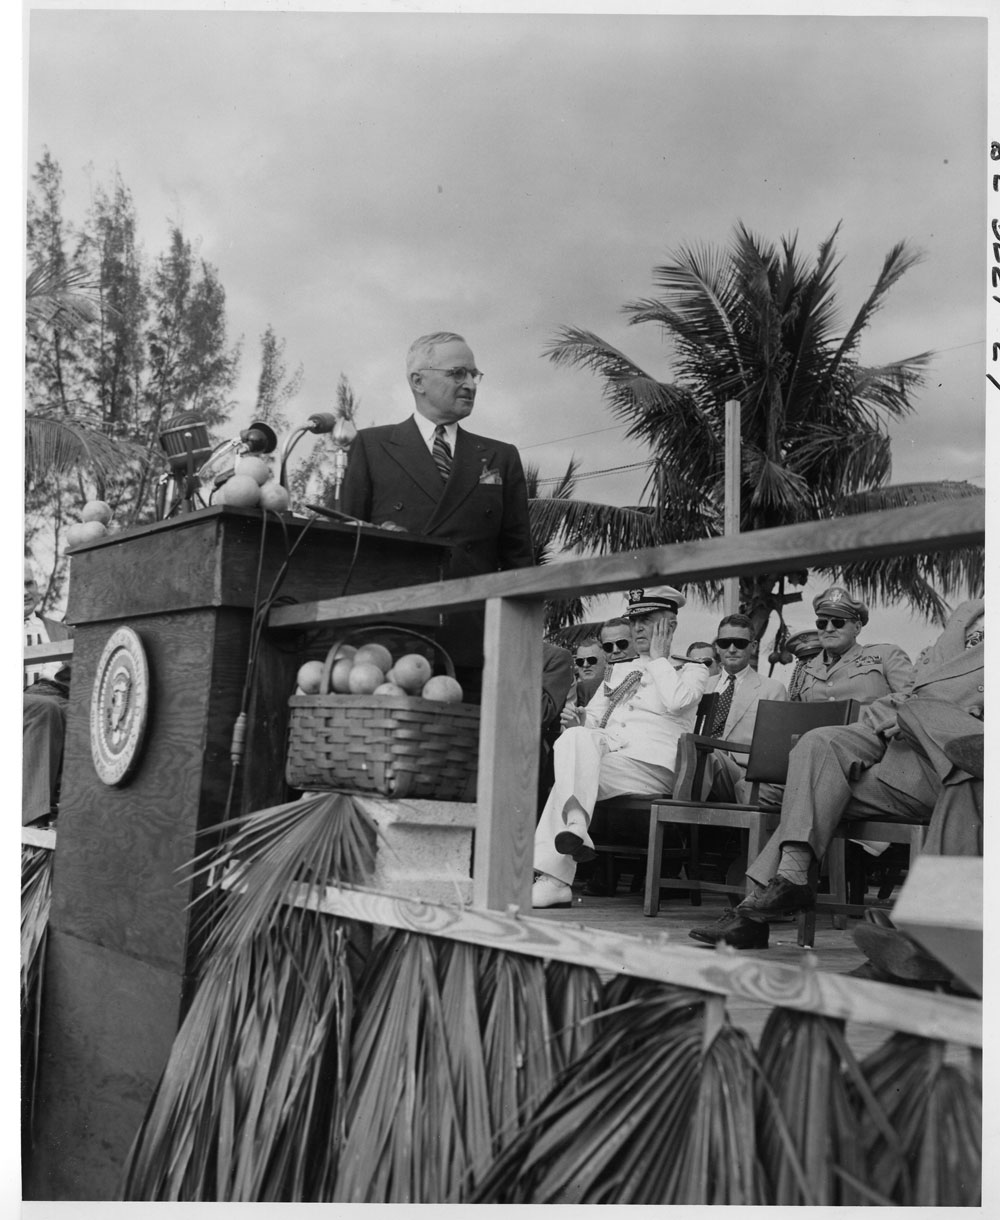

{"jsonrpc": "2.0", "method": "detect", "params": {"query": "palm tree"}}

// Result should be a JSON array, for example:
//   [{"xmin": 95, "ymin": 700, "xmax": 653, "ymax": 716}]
[
  {"xmin": 25, "ymin": 263, "xmax": 144, "ymax": 485},
  {"xmin": 540, "ymin": 222, "xmax": 982, "ymax": 637}
]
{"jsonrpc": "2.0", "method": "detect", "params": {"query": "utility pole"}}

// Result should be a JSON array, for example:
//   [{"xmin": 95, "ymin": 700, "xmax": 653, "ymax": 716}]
[{"xmin": 723, "ymin": 399, "xmax": 740, "ymax": 614}]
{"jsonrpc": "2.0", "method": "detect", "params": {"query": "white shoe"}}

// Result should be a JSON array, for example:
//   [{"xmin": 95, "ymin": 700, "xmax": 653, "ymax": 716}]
[
  {"xmin": 553, "ymin": 811, "xmax": 597, "ymax": 863},
  {"xmin": 531, "ymin": 872, "xmax": 573, "ymax": 909}
]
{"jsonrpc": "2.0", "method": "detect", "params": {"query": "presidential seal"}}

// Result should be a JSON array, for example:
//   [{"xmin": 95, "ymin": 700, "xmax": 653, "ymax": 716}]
[{"xmin": 90, "ymin": 626, "xmax": 150, "ymax": 786}]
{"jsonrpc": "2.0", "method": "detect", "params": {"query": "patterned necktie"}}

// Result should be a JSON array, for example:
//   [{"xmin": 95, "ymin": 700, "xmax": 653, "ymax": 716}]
[
  {"xmin": 432, "ymin": 424, "xmax": 452, "ymax": 482},
  {"xmin": 711, "ymin": 674, "xmax": 735, "ymax": 737}
]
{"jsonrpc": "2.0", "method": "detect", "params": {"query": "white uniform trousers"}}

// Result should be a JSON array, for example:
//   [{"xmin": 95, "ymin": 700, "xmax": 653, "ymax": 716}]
[{"xmin": 534, "ymin": 726, "xmax": 674, "ymax": 884}]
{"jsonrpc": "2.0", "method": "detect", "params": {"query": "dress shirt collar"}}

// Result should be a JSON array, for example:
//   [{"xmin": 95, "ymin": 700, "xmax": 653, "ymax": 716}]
[
  {"xmin": 716, "ymin": 664, "xmax": 750, "ymax": 691},
  {"xmin": 412, "ymin": 413, "xmax": 459, "ymax": 453}
]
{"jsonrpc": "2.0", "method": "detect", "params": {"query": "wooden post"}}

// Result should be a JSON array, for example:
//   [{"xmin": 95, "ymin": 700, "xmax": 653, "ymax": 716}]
[
  {"xmin": 723, "ymin": 399, "xmax": 741, "ymax": 614},
  {"xmin": 473, "ymin": 596, "xmax": 543, "ymax": 912}
]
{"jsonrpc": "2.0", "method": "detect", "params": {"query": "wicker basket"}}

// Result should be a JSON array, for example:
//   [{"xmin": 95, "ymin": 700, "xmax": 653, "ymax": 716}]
[{"xmin": 285, "ymin": 625, "xmax": 479, "ymax": 800}]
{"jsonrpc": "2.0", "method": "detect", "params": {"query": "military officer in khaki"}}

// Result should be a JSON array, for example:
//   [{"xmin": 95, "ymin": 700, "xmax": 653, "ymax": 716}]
[{"xmin": 792, "ymin": 587, "xmax": 914, "ymax": 706}]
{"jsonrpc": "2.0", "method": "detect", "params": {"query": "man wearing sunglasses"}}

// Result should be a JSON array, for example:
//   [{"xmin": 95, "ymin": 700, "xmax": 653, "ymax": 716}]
[
  {"xmin": 683, "ymin": 614, "xmax": 788, "ymax": 806},
  {"xmin": 791, "ymin": 586, "xmax": 914, "ymax": 706},
  {"xmin": 691, "ymin": 599, "xmax": 984, "ymax": 950},
  {"xmin": 570, "ymin": 638, "xmax": 607, "ymax": 706},
  {"xmin": 340, "ymin": 332, "xmax": 533, "ymax": 699},
  {"xmin": 532, "ymin": 585, "xmax": 709, "ymax": 908},
  {"xmin": 599, "ymin": 618, "xmax": 638, "ymax": 665},
  {"xmin": 685, "ymin": 642, "xmax": 721, "ymax": 675}
]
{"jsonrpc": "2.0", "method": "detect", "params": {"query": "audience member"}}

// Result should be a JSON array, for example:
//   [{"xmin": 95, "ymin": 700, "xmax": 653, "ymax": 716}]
[
  {"xmin": 684, "ymin": 641, "xmax": 720, "ymax": 675},
  {"xmin": 532, "ymin": 585, "xmax": 710, "ymax": 908},
  {"xmin": 599, "ymin": 617, "xmax": 637, "ymax": 666},
  {"xmin": 782, "ymin": 626, "xmax": 821, "ymax": 700},
  {"xmin": 23, "ymin": 559, "xmax": 72, "ymax": 826},
  {"xmin": 538, "ymin": 641, "xmax": 576, "ymax": 811},
  {"xmin": 683, "ymin": 613, "xmax": 788, "ymax": 805},
  {"xmin": 791, "ymin": 586, "xmax": 914, "ymax": 705},
  {"xmin": 689, "ymin": 598, "xmax": 984, "ymax": 949},
  {"xmin": 570, "ymin": 636, "xmax": 606, "ymax": 706}
]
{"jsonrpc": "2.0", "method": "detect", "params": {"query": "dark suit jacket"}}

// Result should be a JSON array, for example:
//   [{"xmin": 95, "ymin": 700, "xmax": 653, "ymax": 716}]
[
  {"xmin": 340, "ymin": 416, "xmax": 534, "ymax": 667},
  {"xmin": 341, "ymin": 416, "xmax": 534, "ymax": 577}
]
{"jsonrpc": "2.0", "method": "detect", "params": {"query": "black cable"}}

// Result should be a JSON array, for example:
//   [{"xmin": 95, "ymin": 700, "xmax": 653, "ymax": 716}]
[
  {"xmin": 221, "ymin": 507, "xmax": 361, "ymax": 820},
  {"xmin": 337, "ymin": 517, "xmax": 364, "ymax": 598},
  {"xmin": 223, "ymin": 508, "xmax": 272, "ymax": 821}
]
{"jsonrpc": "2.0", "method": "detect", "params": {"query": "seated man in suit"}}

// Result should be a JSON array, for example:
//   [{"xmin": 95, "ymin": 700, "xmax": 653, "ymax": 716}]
[
  {"xmin": 23, "ymin": 559, "xmax": 72, "ymax": 826},
  {"xmin": 684, "ymin": 613, "xmax": 788, "ymax": 805},
  {"xmin": 339, "ymin": 331, "xmax": 534, "ymax": 699},
  {"xmin": 569, "ymin": 636, "xmax": 607, "ymax": 707},
  {"xmin": 690, "ymin": 599, "xmax": 984, "ymax": 949},
  {"xmin": 684, "ymin": 640, "xmax": 721, "ymax": 675},
  {"xmin": 532, "ymin": 585, "xmax": 711, "ymax": 908},
  {"xmin": 791, "ymin": 586, "xmax": 914, "ymax": 705},
  {"xmin": 599, "ymin": 616, "xmax": 637, "ymax": 667}
]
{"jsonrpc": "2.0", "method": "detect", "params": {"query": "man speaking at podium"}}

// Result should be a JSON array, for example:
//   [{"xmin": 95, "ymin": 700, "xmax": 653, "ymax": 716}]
[{"xmin": 340, "ymin": 331, "xmax": 534, "ymax": 699}]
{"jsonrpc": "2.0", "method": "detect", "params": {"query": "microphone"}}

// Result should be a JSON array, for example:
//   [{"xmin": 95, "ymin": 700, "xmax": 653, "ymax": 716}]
[
  {"xmin": 240, "ymin": 420, "xmax": 278, "ymax": 454},
  {"xmin": 305, "ymin": 413, "xmax": 337, "ymax": 434}
]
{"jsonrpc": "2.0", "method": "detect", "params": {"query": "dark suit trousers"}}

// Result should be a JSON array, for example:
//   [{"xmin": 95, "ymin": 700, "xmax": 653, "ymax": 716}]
[{"xmin": 23, "ymin": 689, "xmax": 68, "ymax": 825}]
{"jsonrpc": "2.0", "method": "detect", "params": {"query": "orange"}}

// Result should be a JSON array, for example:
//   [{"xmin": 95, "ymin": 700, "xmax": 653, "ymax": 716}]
[
  {"xmin": 421, "ymin": 675, "xmax": 464, "ymax": 703},
  {"xmin": 353, "ymin": 643, "xmax": 393, "ymax": 674},
  {"xmin": 296, "ymin": 660, "xmax": 324, "ymax": 694},
  {"xmin": 348, "ymin": 662, "xmax": 385, "ymax": 694}
]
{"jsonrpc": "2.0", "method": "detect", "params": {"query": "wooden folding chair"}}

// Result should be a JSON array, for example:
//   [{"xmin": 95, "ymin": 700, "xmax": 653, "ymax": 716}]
[
  {"xmin": 586, "ymin": 691, "xmax": 718, "ymax": 900},
  {"xmin": 643, "ymin": 699, "xmax": 861, "ymax": 943}
]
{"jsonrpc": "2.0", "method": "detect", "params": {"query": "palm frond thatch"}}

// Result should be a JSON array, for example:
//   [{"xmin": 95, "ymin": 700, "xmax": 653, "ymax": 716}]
[
  {"xmin": 21, "ymin": 845, "xmax": 54, "ymax": 1148},
  {"xmin": 856, "ymin": 1032, "xmax": 981, "ymax": 1206},
  {"xmin": 472, "ymin": 978, "xmax": 797, "ymax": 1205},
  {"xmin": 121, "ymin": 792, "xmax": 376, "ymax": 1201},
  {"xmin": 336, "ymin": 930, "xmax": 491, "ymax": 1202}
]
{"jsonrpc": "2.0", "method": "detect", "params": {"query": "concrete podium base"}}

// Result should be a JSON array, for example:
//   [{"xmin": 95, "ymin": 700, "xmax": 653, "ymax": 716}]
[{"xmin": 352, "ymin": 797, "xmax": 478, "ymax": 905}]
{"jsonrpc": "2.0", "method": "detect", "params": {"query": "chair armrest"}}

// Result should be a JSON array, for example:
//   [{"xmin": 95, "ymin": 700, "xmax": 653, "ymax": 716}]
[
  {"xmin": 673, "ymin": 734, "xmax": 748, "ymax": 801},
  {"xmin": 686, "ymin": 735, "xmax": 750, "ymax": 755}
]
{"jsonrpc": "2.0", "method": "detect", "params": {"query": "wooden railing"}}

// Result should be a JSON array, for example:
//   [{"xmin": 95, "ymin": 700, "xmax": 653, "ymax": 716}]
[
  {"xmin": 23, "ymin": 638, "xmax": 74, "ymax": 680},
  {"xmin": 264, "ymin": 498, "xmax": 984, "ymax": 1044},
  {"xmin": 27, "ymin": 502, "xmax": 978, "ymax": 1046}
]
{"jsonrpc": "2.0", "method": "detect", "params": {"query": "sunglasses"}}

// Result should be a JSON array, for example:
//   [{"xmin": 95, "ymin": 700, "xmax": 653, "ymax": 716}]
[
  {"xmin": 575, "ymin": 657, "xmax": 600, "ymax": 667},
  {"xmin": 601, "ymin": 639, "xmax": 632, "ymax": 654},
  {"xmin": 815, "ymin": 618, "xmax": 850, "ymax": 631},
  {"xmin": 714, "ymin": 637, "xmax": 750, "ymax": 651}
]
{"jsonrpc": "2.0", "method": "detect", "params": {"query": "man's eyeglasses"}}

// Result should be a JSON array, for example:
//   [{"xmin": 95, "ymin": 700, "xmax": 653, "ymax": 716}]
[
  {"xmin": 715, "ymin": 637, "xmax": 750, "ymax": 651},
  {"xmin": 420, "ymin": 366, "xmax": 484, "ymax": 385},
  {"xmin": 601, "ymin": 639, "xmax": 632, "ymax": 654},
  {"xmin": 575, "ymin": 657, "xmax": 600, "ymax": 668},
  {"xmin": 815, "ymin": 618, "xmax": 848, "ymax": 631}
]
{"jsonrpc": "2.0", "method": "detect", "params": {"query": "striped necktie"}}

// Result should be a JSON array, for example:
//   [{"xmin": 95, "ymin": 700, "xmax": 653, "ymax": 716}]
[
  {"xmin": 432, "ymin": 425, "xmax": 452, "ymax": 482},
  {"xmin": 711, "ymin": 674, "xmax": 735, "ymax": 737}
]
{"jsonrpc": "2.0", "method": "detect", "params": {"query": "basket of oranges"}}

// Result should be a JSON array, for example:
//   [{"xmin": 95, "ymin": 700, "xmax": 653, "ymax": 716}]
[{"xmin": 285, "ymin": 624, "xmax": 479, "ymax": 800}]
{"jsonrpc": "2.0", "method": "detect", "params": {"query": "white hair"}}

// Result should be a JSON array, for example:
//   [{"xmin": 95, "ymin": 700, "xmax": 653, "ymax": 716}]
[{"xmin": 406, "ymin": 331, "xmax": 467, "ymax": 377}]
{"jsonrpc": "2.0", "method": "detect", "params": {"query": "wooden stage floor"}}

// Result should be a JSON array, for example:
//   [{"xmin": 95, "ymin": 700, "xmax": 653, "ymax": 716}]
[{"xmin": 531, "ymin": 881, "xmax": 905, "ymax": 1061}]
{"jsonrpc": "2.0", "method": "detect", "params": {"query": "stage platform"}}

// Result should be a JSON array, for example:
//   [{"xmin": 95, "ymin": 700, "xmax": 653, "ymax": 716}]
[{"xmin": 532, "ymin": 884, "xmax": 912, "ymax": 1060}]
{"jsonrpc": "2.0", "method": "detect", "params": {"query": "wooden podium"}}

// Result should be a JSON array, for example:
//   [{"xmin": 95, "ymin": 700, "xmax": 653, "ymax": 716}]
[{"xmin": 26, "ymin": 507, "xmax": 449, "ymax": 1200}]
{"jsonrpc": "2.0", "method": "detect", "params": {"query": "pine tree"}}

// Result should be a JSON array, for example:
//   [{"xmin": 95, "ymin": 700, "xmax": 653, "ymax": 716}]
[
  {"xmin": 253, "ymin": 324, "xmax": 304, "ymax": 434},
  {"xmin": 25, "ymin": 154, "xmax": 245, "ymax": 601}
]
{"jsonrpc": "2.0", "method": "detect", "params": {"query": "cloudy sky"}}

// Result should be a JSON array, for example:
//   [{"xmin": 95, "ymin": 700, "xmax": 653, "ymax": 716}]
[{"xmin": 22, "ymin": 1, "xmax": 990, "ymax": 661}]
